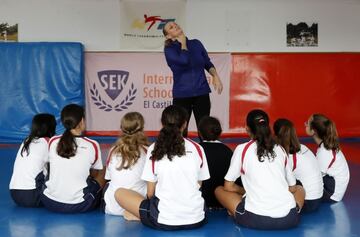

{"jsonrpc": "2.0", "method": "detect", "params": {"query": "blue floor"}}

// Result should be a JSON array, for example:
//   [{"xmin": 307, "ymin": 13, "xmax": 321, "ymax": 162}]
[{"xmin": 1, "ymin": 144, "xmax": 360, "ymax": 237}]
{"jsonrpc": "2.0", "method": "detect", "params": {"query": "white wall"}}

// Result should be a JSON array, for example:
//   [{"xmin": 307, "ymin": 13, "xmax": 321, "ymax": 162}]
[{"xmin": 1, "ymin": 0, "xmax": 360, "ymax": 52}]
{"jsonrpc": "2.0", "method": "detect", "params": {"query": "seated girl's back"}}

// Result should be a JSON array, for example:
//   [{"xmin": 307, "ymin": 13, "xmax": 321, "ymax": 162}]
[
  {"xmin": 291, "ymin": 145, "xmax": 323, "ymax": 201},
  {"xmin": 104, "ymin": 112, "xmax": 149, "ymax": 216},
  {"xmin": 226, "ymin": 142, "xmax": 296, "ymax": 217},
  {"xmin": 198, "ymin": 116, "xmax": 233, "ymax": 208},
  {"xmin": 142, "ymin": 138, "xmax": 209, "ymax": 225},
  {"xmin": 215, "ymin": 110, "xmax": 304, "ymax": 230},
  {"xmin": 9, "ymin": 113, "xmax": 56, "ymax": 207},
  {"xmin": 115, "ymin": 105, "xmax": 210, "ymax": 230},
  {"xmin": 44, "ymin": 135, "xmax": 103, "ymax": 203},
  {"xmin": 274, "ymin": 118, "xmax": 323, "ymax": 212},
  {"xmin": 306, "ymin": 114, "xmax": 350, "ymax": 202},
  {"xmin": 42, "ymin": 104, "xmax": 104, "ymax": 213}
]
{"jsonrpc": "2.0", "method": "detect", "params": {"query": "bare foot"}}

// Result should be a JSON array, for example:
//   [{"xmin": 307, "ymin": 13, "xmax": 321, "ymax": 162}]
[{"xmin": 123, "ymin": 210, "xmax": 140, "ymax": 221}]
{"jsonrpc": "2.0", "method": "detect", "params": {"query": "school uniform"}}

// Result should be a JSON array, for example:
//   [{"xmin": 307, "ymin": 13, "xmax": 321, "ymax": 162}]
[
  {"xmin": 316, "ymin": 143, "xmax": 350, "ymax": 202},
  {"xmin": 288, "ymin": 144, "xmax": 323, "ymax": 212},
  {"xmin": 140, "ymin": 138, "xmax": 210, "ymax": 230},
  {"xmin": 225, "ymin": 140, "xmax": 299, "ymax": 230},
  {"xmin": 199, "ymin": 140, "xmax": 234, "ymax": 208},
  {"xmin": 41, "ymin": 135, "xmax": 103, "ymax": 213},
  {"xmin": 103, "ymin": 147, "xmax": 147, "ymax": 216},
  {"xmin": 9, "ymin": 137, "xmax": 49, "ymax": 207}
]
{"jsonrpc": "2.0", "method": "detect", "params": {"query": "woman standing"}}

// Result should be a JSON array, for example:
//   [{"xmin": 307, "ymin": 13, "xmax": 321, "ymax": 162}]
[{"xmin": 163, "ymin": 21, "xmax": 223, "ymax": 136}]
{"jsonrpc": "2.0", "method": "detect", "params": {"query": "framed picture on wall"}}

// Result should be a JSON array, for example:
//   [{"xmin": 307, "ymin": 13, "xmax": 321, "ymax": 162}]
[
  {"xmin": 0, "ymin": 22, "xmax": 18, "ymax": 42},
  {"xmin": 287, "ymin": 22, "xmax": 318, "ymax": 47}
]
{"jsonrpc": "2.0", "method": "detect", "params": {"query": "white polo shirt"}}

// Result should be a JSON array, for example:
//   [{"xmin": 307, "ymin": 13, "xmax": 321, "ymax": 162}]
[
  {"xmin": 43, "ymin": 135, "xmax": 103, "ymax": 204},
  {"xmin": 225, "ymin": 141, "xmax": 296, "ymax": 218},
  {"xmin": 141, "ymin": 139, "xmax": 210, "ymax": 226},
  {"xmin": 288, "ymin": 144, "xmax": 323, "ymax": 200},
  {"xmin": 104, "ymin": 147, "xmax": 147, "ymax": 216},
  {"xmin": 9, "ymin": 138, "xmax": 49, "ymax": 190},
  {"xmin": 316, "ymin": 143, "xmax": 350, "ymax": 201}
]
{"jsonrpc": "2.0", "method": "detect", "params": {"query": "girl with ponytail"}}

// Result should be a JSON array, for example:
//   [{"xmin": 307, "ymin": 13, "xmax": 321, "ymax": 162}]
[
  {"xmin": 215, "ymin": 109, "xmax": 304, "ymax": 230},
  {"xmin": 42, "ymin": 104, "xmax": 105, "ymax": 213},
  {"xmin": 103, "ymin": 112, "xmax": 150, "ymax": 216},
  {"xmin": 274, "ymin": 118, "xmax": 323, "ymax": 212},
  {"xmin": 10, "ymin": 113, "xmax": 56, "ymax": 207},
  {"xmin": 115, "ymin": 105, "xmax": 210, "ymax": 230},
  {"xmin": 306, "ymin": 114, "xmax": 350, "ymax": 202}
]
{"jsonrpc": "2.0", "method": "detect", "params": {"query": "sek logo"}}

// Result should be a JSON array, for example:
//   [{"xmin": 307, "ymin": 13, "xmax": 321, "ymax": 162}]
[
  {"xmin": 90, "ymin": 70, "xmax": 137, "ymax": 112},
  {"xmin": 98, "ymin": 70, "xmax": 129, "ymax": 100}
]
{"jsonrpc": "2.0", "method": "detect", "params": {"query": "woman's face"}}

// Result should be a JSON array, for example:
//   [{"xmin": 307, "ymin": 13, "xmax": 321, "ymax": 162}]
[{"xmin": 164, "ymin": 22, "xmax": 183, "ymax": 39}]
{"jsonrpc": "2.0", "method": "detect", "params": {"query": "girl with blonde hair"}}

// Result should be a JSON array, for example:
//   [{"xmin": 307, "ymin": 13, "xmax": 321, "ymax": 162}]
[{"xmin": 103, "ymin": 112, "xmax": 150, "ymax": 216}]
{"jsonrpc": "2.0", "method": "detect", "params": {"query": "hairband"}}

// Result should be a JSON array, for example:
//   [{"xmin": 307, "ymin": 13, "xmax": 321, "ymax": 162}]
[{"xmin": 123, "ymin": 128, "xmax": 141, "ymax": 135}]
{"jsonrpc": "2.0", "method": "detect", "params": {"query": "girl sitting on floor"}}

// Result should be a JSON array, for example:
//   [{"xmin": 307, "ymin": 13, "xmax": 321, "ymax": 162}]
[
  {"xmin": 103, "ymin": 112, "xmax": 150, "ymax": 216},
  {"xmin": 10, "ymin": 113, "xmax": 56, "ymax": 207},
  {"xmin": 215, "ymin": 109, "xmax": 305, "ymax": 230},
  {"xmin": 305, "ymin": 114, "xmax": 350, "ymax": 202},
  {"xmin": 41, "ymin": 104, "xmax": 105, "ymax": 213},
  {"xmin": 115, "ymin": 105, "xmax": 210, "ymax": 230},
  {"xmin": 274, "ymin": 118, "xmax": 323, "ymax": 212}
]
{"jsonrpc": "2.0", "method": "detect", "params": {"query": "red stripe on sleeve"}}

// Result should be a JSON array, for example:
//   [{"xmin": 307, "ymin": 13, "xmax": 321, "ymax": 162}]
[
  {"xmin": 240, "ymin": 140, "xmax": 256, "ymax": 175},
  {"xmin": 328, "ymin": 150, "xmax": 337, "ymax": 169},
  {"xmin": 185, "ymin": 138, "xmax": 203, "ymax": 168},
  {"xmin": 82, "ymin": 137, "xmax": 99, "ymax": 165},
  {"xmin": 151, "ymin": 156, "xmax": 155, "ymax": 174},
  {"xmin": 105, "ymin": 147, "xmax": 116, "ymax": 167},
  {"xmin": 292, "ymin": 153, "xmax": 297, "ymax": 171},
  {"xmin": 48, "ymin": 135, "xmax": 61, "ymax": 149}
]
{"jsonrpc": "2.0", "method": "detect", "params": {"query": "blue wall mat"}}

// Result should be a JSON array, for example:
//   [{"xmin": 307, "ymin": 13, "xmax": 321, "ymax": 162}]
[{"xmin": 0, "ymin": 42, "xmax": 84, "ymax": 143}]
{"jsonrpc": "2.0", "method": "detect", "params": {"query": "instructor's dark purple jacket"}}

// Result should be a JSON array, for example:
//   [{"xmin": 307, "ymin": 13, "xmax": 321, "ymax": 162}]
[{"xmin": 164, "ymin": 38, "xmax": 214, "ymax": 98}]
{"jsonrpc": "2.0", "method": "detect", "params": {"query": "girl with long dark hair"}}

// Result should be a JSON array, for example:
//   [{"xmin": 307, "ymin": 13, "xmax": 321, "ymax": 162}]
[
  {"xmin": 10, "ymin": 113, "xmax": 56, "ymax": 207},
  {"xmin": 215, "ymin": 109, "xmax": 304, "ymax": 230},
  {"xmin": 42, "ymin": 104, "xmax": 105, "ymax": 213},
  {"xmin": 115, "ymin": 105, "xmax": 210, "ymax": 230}
]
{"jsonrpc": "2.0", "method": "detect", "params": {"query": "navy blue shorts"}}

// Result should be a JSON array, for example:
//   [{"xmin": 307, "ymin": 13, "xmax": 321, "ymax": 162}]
[
  {"xmin": 41, "ymin": 177, "xmax": 102, "ymax": 213},
  {"xmin": 234, "ymin": 197, "xmax": 300, "ymax": 230},
  {"xmin": 322, "ymin": 175, "xmax": 337, "ymax": 202},
  {"xmin": 302, "ymin": 198, "xmax": 322, "ymax": 213},
  {"xmin": 10, "ymin": 172, "xmax": 45, "ymax": 207},
  {"xmin": 295, "ymin": 179, "xmax": 322, "ymax": 212},
  {"xmin": 139, "ymin": 196, "xmax": 207, "ymax": 231}
]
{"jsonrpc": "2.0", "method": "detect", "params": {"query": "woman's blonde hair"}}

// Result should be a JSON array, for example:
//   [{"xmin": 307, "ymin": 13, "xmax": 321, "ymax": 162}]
[
  {"xmin": 163, "ymin": 23, "xmax": 173, "ymax": 47},
  {"xmin": 112, "ymin": 112, "xmax": 150, "ymax": 170}
]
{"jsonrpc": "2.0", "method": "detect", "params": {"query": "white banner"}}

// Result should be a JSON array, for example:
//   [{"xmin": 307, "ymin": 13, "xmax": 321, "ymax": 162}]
[
  {"xmin": 85, "ymin": 52, "xmax": 230, "ymax": 134},
  {"xmin": 119, "ymin": 0, "xmax": 186, "ymax": 50}
]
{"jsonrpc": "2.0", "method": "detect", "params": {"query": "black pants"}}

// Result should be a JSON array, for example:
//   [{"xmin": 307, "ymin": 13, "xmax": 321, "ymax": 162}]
[{"xmin": 173, "ymin": 94, "xmax": 210, "ymax": 137}]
